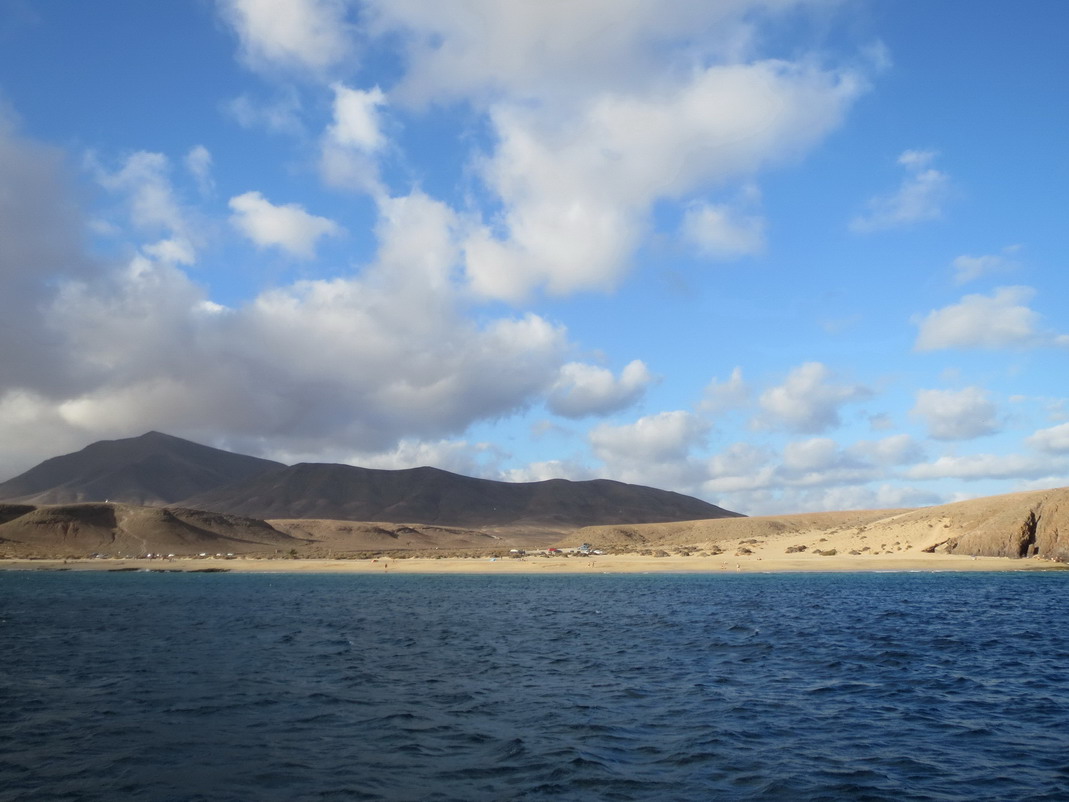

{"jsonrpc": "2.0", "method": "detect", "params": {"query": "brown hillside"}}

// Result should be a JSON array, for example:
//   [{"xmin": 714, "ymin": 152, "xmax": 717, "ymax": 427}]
[
  {"xmin": 564, "ymin": 487, "xmax": 1069, "ymax": 563},
  {"xmin": 267, "ymin": 519, "xmax": 558, "ymax": 554},
  {"xmin": 0, "ymin": 503, "xmax": 303, "ymax": 558}
]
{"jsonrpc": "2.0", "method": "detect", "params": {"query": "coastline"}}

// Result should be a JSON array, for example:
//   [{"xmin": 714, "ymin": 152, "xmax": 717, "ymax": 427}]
[{"xmin": 3, "ymin": 553, "xmax": 1065, "ymax": 574}]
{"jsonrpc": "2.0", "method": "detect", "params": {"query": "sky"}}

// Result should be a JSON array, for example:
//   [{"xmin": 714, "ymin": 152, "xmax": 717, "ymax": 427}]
[{"xmin": 0, "ymin": 0, "xmax": 1067, "ymax": 515}]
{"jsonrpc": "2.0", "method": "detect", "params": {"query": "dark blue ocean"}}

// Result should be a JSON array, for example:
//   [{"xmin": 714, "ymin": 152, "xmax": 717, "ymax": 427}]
[{"xmin": 2, "ymin": 571, "xmax": 1068, "ymax": 801}]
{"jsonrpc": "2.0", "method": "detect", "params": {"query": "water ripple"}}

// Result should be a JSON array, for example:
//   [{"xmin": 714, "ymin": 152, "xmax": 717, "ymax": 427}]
[{"xmin": 2, "ymin": 571, "xmax": 1068, "ymax": 800}]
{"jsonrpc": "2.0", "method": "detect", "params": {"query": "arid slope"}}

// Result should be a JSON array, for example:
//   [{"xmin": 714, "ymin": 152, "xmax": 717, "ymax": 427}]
[
  {"xmin": 566, "ymin": 487, "xmax": 1069, "ymax": 562},
  {"xmin": 0, "ymin": 503, "xmax": 301, "ymax": 557}
]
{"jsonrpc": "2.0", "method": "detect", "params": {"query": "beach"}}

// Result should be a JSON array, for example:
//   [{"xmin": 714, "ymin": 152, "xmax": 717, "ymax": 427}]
[{"xmin": 3, "ymin": 551, "xmax": 1063, "ymax": 574}]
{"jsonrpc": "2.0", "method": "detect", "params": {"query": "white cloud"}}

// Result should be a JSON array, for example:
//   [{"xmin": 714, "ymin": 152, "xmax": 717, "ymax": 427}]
[
  {"xmin": 702, "ymin": 439, "xmax": 940, "ymax": 514},
  {"xmin": 851, "ymin": 149, "xmax": 950, "ymax": 232},
  {"xmin": 682, "ymin": 190, "xmax": 765, "ymax": 260},
  {"xmin": 460, "ymin": 56, "xmax": 863, "ymax": 301},
  {"xmin": 0, "ymin": 115, "xmax": 98, "ymax": 396},
  {"xmin": 228, "ymin": 191, "xmax": 343, "ymax": 258},
  {"xmin": 755, "ymin": 362, "xmax": 871, "ymax": 433},
  {"xmin": 704, "ymin": 434, "xmax": 924, "ymax": 502},
  {"xmin": 218, "ymin": 0, "xmax": 353, "ymax": 74},
  {"xmin": 94, "ymin": 150, "xmax": 198, "ymax": 265},
  {"xmin": 327, "ymin": 84, "xmax": 387, "ymax": 151},
  {"xmin": 708, "ymin": 442, "xmax": 773, "ymax": 479},
  {"xmin": 367, "ymin": 1, "xmax": 838, "ymax": 106},
  {"xmin": 911, "ymin": 387, "xmax": 1001, "ymax": 441},
  {"xmin": 588, "ymin": 410, "xmax": 709, "ymax": 490},
  {"xmin": 783, "ymin": 437, "xmax": 848, "ymax": 472},
  {"xmin": 904, "ymin": 454, "xmax": 1059, "ymax": 482},
  {"xmin": 269, "ymin": 437, "xmax": 506, "ymax": 479},
  {"xmin": 1027, "ymin": 422, "xmax": 1069, "ymax": 454},
  {"xmin": 0, "ymin": 391, "xmax": 99, "ymax": 479},
  {"xmin": 3, "ymin": 190, "xmax": 571, "ymax": 473},
  {"xmin": 590, "ymin": 410, "xmax": 708, "ymax": 465},
  {"xmin": 185, "ymin": 145, "xmax": 214, "ymax": 195},
  {"xmin": 849, "ymin": 433, "xmax": 924, "ymax": 466},
  {"xmin": 319, "ymin": 84, "xmax": 389, "ymax": 194},
  {"xmin": 914, "ymin": 286, "xmax": 1053, "ymax": 350},
  {"xmin": 700, "ymin": 367, "xmax": 750, "ymax": 414},
  {"xmin": 774, "ymin": 437, "xmax": 880, "ymax": 488},
  {"xmin": 502, "ymin": 459, "xmax": 594, "ymax": 484},
  {"xmin": 952, "ymin": 245, "xmax": 1021, "ymax": 284},
  {"xmin": 1012, "ymin": 475, "xmax": 1069, "ymax": 493},
  {"xmin": 813, "ymin": 483, "xmax": 942, "ymax": 513},
  {"xmin": 547, "ymin": 360, "xmax": 653, "ymax": 419}
]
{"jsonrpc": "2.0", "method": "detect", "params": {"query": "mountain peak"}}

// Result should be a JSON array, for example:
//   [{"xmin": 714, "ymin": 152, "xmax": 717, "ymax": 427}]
[{"xmin": 0, "ymin": 433, "xmax": 284, "ymax": 506}]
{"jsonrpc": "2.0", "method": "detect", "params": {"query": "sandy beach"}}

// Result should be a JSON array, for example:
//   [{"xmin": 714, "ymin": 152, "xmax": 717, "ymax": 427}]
[{"xmin": 3, "ymin": 551, "xmax": 1065, "ymax": 574}]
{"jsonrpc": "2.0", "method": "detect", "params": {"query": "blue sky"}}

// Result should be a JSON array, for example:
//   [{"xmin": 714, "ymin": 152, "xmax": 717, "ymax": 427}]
[{"xmin": 1, "ymin": 0, "xmax": 1067, "ymax": 514}]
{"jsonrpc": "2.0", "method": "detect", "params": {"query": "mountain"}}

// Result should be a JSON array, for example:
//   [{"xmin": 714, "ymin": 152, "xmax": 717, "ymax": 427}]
[
  {"xmin": 179, "ymin": 462, "xmax": 740, "ymax": 527},
  {"xmin": 0, "ymin": 432, "xmax": 740, "ymax": 528},
  {"xmin": 0, "ymin": 502, "xmax": 303, "ymax": 558},
  {"xmin": 0, "ymin": 431, "xmax": 284, "ymax": 506}
]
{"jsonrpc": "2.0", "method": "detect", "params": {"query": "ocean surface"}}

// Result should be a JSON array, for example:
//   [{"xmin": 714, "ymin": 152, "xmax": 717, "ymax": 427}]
[{"xmin": 2, "ymin": 571, "xmax": 1068, "ymax": 801}]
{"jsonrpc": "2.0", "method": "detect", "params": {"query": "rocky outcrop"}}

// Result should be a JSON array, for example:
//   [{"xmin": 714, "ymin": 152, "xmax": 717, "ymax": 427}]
[{"xmin": 942, "ymin": 490, "xmax": 1069, "ymax": 562}]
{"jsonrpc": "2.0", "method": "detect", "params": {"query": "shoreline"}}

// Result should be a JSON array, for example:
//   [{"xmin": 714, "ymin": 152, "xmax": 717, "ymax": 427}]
[{"xmin": 3, "ymin": 553, "xmax": 1066, "ymax": 575}]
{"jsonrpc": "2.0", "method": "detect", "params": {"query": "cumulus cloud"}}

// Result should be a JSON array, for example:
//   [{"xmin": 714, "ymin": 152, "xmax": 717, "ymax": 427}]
[
  {"xmin": 547, "ymin": 360, "xmax": 653, "ymax": 419},
  {"xmin": 1027, "ymin": 422, "xmax": 1069, "ymax": 454},
  {"xmin": 849, "ymin": 433, "xmax": 924, "ymax": 466},
  {"xmin": 700, "ymin": 367, "xmax": 750, "ymax": 414},
  {"xmin": 707, "ymin": 442, "xmax": 773, "ymax": 480},
  {"xmin": 328, "ymin": 83, "xmax": 387, "ymax": 151},
  {"xmin": 911, "ymin": 387, "xmax": 1001, "ymax": 441},
  {"xmin": 228, "ymin": 191, "xmax": 343, "ymax": 258},
  {"xmin": 682, "ymin": 189, "xmax": 766, "ymax": 259},
  {"xmin": 914, "ymin": 286, "xmax": 1053, "ymax": 350},
  {"xmin": 265, "ymin": 437, "xmax": 507, "ymax": 478},
  {"xmin": 0, "ymin": 189, "xmax": 574, "ymax": 477},
  {"xmin": 701, "ymin": 435, "xmax": 932, "ymax": 512},
  {"xmin": 588, "ymin": 410, "xmax": 710, "ymax": 489},
  {"xmin": 366, "ymin": 1, "xmax": 834, "ymax": 106},
  {"xmin": 782, "ymin": 437, "xmax": 845, "ymax": 472},
  {"xmin": 808, "ymin": 483, "xmax": 942, "ymax": 513},
  {"xmin": 94, "ymin": 150, "xmax": 198, "ymax": 265},
  {"xmin": 904, "ymin": 454, "xmax": 1058, "ymax": 482},
  {"xmin": 319, "ymin": 83, "xmax": 389, "ymax": 193},
  {"xmin": 590, "ymin": 411, "xmax": 708, "ymax": 465},
  {"xmin": 0, "ymin": 392, "xmax": 102, "ymax": 480},
  {"xmin": 851, "ymin": 149, "xmax": 950, "ymax": 232},
  {"xmin": 0, "ymin": 115, "xmax": 95, "ymax": 394},
  {"xmin": 952, "ymin": 245, "xmax": 1022, "ymax": 284},
  {"xmin": 214, "ymin": 2, "xmax": 868, "ymax": 301},
  {"xmin": 218, "ymin": 0, "xmax": 353, "ymax": 74},
  {"xmin": 463, "ymin": 59, "xmax": 863, "ymax": 301},
  {"xmin": 755, "ymin": 362, "xmax": 871, "ymax": 433}
]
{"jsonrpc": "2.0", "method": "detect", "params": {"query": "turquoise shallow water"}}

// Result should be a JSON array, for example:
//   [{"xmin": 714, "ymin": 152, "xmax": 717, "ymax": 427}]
[{"xmin": 2, "ymin": 571, "xmax": 1068, "ymax": 801}]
